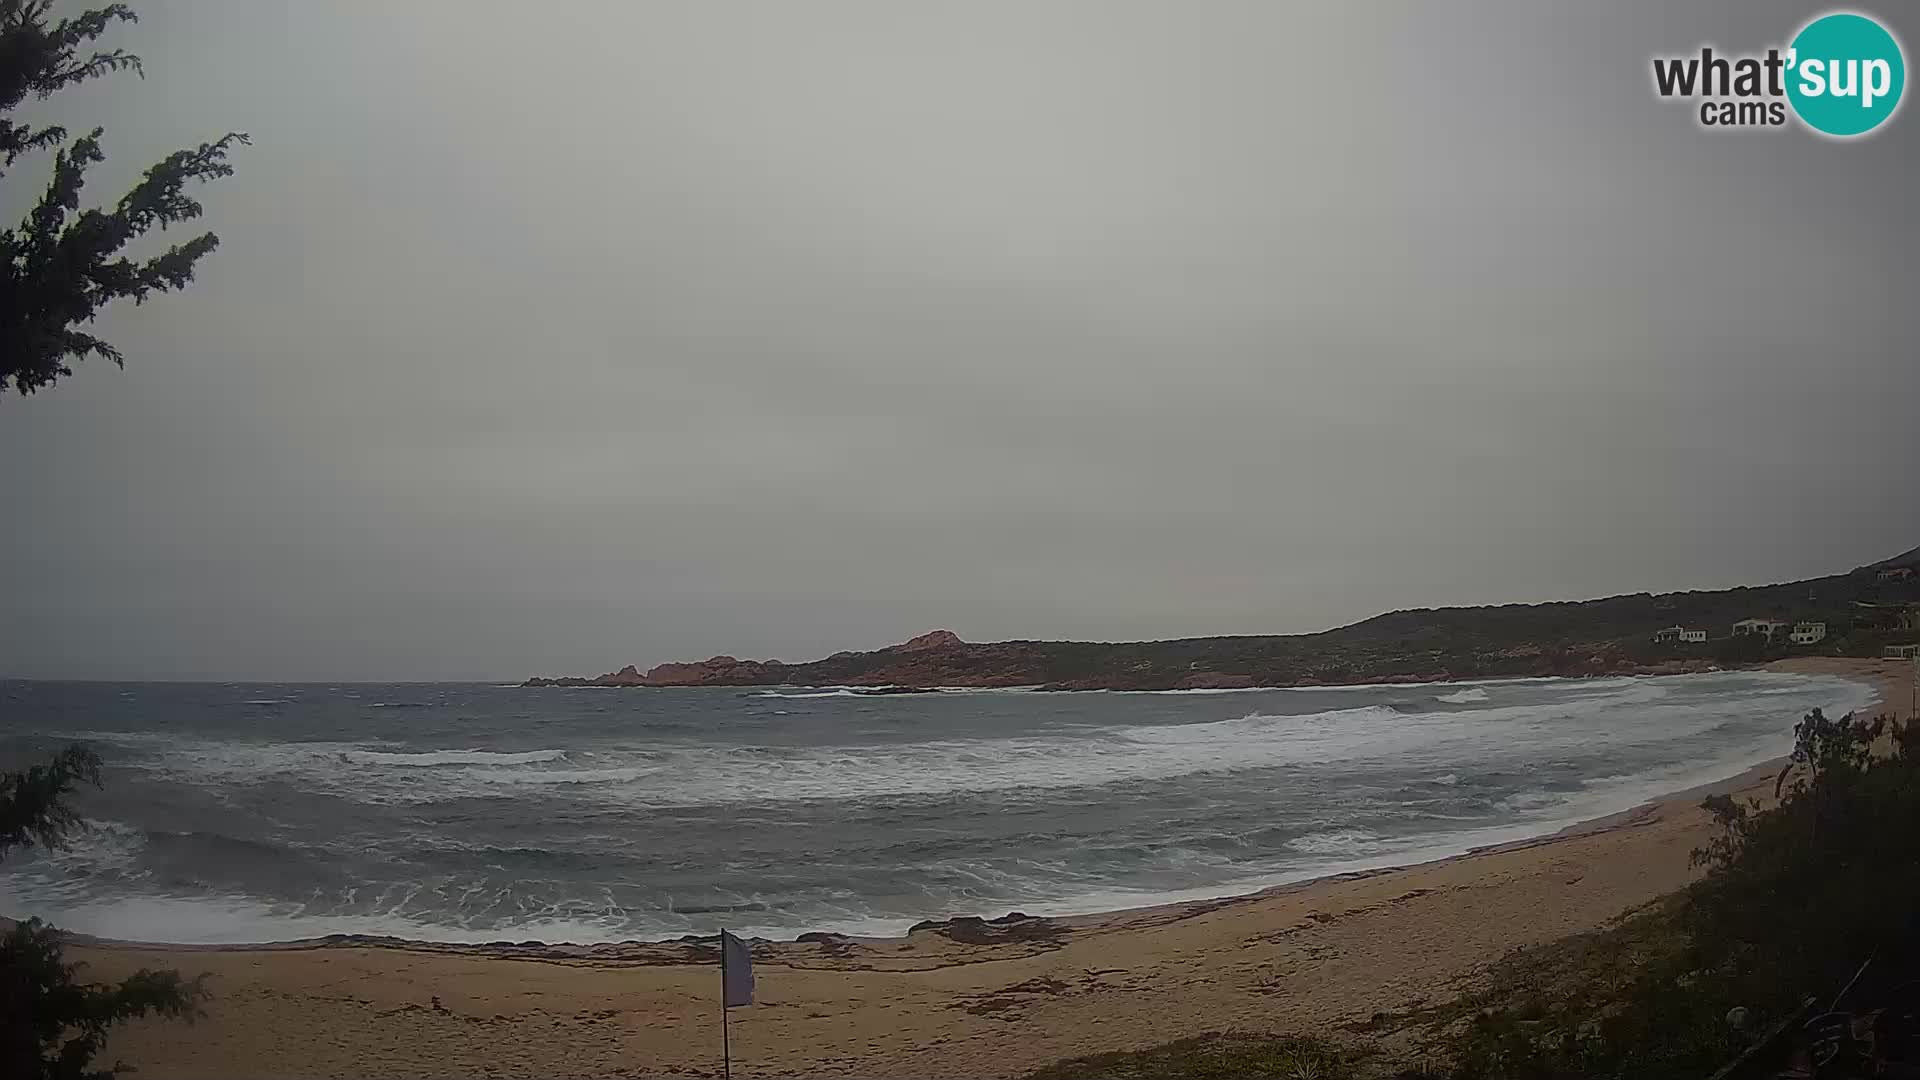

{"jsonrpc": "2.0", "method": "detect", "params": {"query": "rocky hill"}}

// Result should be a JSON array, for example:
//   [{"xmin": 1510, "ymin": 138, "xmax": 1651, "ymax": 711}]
[{"xmin": 523, "ymin": 547, "xmax": 1920, "ymax": 691}]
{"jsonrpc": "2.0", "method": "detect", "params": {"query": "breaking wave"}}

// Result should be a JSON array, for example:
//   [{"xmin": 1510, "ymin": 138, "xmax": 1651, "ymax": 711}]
[
  {"xmin": 340, "ymin": 749, "xmax": 568, "ymax": 767},
  {"xmin": 0, "ymin": 669, "xmax": 1881, "ymax": 945}
]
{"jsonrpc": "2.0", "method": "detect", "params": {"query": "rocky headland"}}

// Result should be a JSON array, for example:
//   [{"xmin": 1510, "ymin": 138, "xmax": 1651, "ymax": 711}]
[{"xmin": 523, "ymin": 547, "xmax": 1920, "ymax": 691}]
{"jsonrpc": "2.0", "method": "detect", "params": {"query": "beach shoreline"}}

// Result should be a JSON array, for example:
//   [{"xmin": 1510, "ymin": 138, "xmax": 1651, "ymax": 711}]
[{"xmin": 56, "ymin": 657, "xmax": 1913, "ymax": 1078}]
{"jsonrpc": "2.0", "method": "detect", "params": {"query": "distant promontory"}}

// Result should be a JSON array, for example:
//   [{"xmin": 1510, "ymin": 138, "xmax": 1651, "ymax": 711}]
[{"xmin": 522, "ymin": 547, "xmax": 1920, "ymax": 692}]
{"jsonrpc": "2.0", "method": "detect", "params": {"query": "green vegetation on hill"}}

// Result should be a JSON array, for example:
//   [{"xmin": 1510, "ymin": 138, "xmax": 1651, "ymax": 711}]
[{"xmin": 543, "ymin": 545, "xmax": 1920, "ymax": 688}]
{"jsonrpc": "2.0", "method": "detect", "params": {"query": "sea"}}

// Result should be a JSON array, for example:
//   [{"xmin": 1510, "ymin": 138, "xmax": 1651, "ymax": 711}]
[{"xmin": 0, "ymin": 670, "xmax": 1877, "ymax": 946}]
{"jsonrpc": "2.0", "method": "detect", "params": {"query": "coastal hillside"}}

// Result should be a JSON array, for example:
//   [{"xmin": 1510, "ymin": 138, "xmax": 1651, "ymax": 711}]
[{"xmin": 525, "ymin": 546, "xmax": 1920, "ymax": 690}]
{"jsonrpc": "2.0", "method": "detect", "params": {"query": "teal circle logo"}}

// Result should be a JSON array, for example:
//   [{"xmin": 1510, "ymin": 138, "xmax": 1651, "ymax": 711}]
[{"xmin": 1787, "ymin": 12, "xmax": 1905, "ymax": 137}]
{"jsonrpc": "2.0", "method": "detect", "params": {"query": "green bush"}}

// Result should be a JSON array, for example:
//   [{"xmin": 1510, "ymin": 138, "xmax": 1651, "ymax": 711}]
[
  {"xmin": 1436, "ymin": 708, "xmax": 1918, "ymax": 1079},
  {"xmin": 1025, "ymin": 709, "xmax": 1918, "ymax": 1080},
  {"xmin": 1025, "ymin": 1034, "xmax": 1359, "ymax": 1080},
  {"xmin": 1, "ymin": 746, "xmax": 205, "ymax": 1080}
]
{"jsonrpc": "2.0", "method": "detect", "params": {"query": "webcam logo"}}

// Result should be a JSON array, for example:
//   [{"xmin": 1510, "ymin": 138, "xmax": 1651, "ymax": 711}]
[{"xmin": 1651, "ymin": 10, "xmax": 1905, "ymax": 137}]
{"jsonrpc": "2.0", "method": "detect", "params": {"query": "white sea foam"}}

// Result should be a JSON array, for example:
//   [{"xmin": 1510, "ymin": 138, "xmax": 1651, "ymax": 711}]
[
  {"xmin": 1140, "ymin": 686, "xmax": 1275, "ymax": 695},
  {"xmin": 1267, "ymin": 674, "xmax": 1569, "ymax": 694},
  {"xmin": 340, "ymin": 749, "xmax": 568, "ymax": 767},
  {"xmin": 7, "ymin": 670, "xmax": 1881, "ymax": 946},
  {"xmin": 10, "ymin": 821, "xmax": 150, "ymax": 891},
  {"xmin": 98, "ymin": 671, "xmax": 1874, "ymax": 813},
  {"xmin": 1436, "ymin": 687, "xmax": 1490, "ymax": 703},
  {"xmin": 754, "ymin": 689, "xmax": 866, "ymax": 698},
  {"xmin": 1287, "ymin": 828, "xmax": 1382, "ymax": 856}
]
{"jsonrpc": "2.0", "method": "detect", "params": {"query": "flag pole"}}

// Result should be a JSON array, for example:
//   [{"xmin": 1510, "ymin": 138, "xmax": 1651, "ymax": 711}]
[{"xmin": 721, "ymin": 928, "xmax": 732, "ymax": 1080}]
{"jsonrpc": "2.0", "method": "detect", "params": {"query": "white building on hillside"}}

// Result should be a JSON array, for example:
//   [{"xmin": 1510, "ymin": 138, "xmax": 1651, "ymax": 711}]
[
  {"xmin": 1680, "ymin": 628, "xmax": 1707, "ymax": 643},
  {"xmin": 1789, "ymin": 621, "xmax": 1827, "ymax": 645},
  {"xmin": 1732, "ymin": 618, "xmax": 1788, "ymax": 639}
]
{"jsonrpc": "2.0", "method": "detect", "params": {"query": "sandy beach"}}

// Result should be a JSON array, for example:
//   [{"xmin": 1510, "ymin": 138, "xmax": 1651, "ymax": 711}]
[{"xmin": 58, "ymin": 658, "xmax": 1913, "ymax": 1079}]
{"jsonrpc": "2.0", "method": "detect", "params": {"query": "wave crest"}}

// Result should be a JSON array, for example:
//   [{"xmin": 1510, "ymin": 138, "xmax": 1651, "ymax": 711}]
[{"xmin": 340, "ymin": 749, "xmax": 568, "ymax": 767}]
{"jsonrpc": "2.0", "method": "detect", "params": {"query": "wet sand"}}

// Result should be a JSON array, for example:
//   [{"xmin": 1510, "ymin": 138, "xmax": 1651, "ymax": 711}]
[{"xmin": 65, "ymin": 657, "xmax": 1912, "ymax": 1079}]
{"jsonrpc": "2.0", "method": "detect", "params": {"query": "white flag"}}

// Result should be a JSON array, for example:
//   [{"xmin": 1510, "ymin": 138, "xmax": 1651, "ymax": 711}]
[{"xmin": 721, "ymin": 930, "xmax": 754, "ymax": 1008}]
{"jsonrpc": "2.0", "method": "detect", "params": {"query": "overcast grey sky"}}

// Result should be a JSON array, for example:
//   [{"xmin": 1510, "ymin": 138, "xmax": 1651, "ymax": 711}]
[{"xmin": 3, "ymin": 1, "xmax": 1916, "ymax": 681}]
